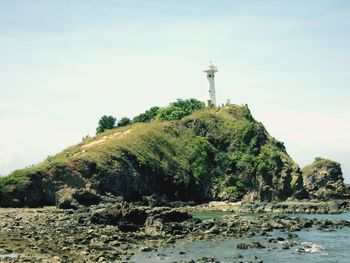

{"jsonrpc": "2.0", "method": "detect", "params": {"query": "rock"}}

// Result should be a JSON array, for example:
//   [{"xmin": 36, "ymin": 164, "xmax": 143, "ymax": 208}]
[
  {"xmin": 237, "ymin": 242, "xmax": 265, "ymax": 250},
  {"xmin": 268, "ymin": 238, "xmax": 277, "ymax": 243},
  {"xmin": 208, "ymin": 226, "xmax": 220, "ymax": 234},
  {"xmin": 56, "ymin": 187, "xmax": 101, "ymax": 209},
  {"xmin": 51, "ymin": 256, "xmax": 61, "ymax": 262},
  {"xmin": 143, "ymin": 195, "xmax": 169, "ymax": 207},
  {"xmin": 117, "ymin": 220, "xmax": 140, "ymax": 232},
  {"xmin": 139, "ymin": 246, "xmax": 153, "ymax": 252},
  {"xmin": 302, "ymin": 158, "xmax": 348, "ymax": 199},
  {"xmin": 287, "ymin": 233, "xmax": 298, "ymax": 239},
  {"xmin": 302, "ymin": 220, "xmax": 313, "ymax": 228},
  {"xmin": 144, "ymin": 217, "xmax": 165, "ymax": 236},
  {"xmin": 90, "ymin": 203, "xmax": 193, "ymax": 235},
  {"xmin": 90, "ymin": 202, "xmax": 148, "ymax": 232},
  {"xmin": 72, "ymin": 188, "xmax": 101, "ymax": 206},
  {"xmin": 150, "ymin": 208, "xmax": 192, "ymax": 222},
  {"xmin": 246, "ymin": 231, "xmax": 255, "ymax": 238},
  {"xmin": 200, "ymin": 256, "xmax": 216, "ymax": 262},
  {"xmin": 56, "ymin": 187, "xmax": 79, "ymax": 210},
  {"xmin": 282, "ymin": 244, "xmax": 290, "ymax": 249},
  {"xmin": 250, "ymin": 242, "xmax": 265, "ymax": 249}
]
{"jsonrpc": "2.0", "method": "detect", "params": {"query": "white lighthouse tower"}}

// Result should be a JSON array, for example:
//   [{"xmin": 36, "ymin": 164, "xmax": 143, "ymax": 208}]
[{"xmin": 204, "ymin": 62, "xmax": 218, "ymax": 107}]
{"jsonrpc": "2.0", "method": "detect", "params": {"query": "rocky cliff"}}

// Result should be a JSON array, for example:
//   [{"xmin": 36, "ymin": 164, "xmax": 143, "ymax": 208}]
[
  {"xmin": 302, "ymin": 157, "xmax": 348, "ymax": 199},
  {"xmin": 0, "ymin": 104, "xmax": 307, "ymax": 207}
]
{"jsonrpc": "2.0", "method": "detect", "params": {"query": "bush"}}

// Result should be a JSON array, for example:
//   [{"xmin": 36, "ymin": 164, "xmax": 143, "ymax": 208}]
[
  {"xmin": 117, "ymin": 117, "xmax": 131, "ymax": 127},
  {"xmin": 0, "ymin": 169, "xmax": 29, "ymax": 189},
  {"xmin": 156, "ymin": 99, "xmax": 205, "ymax": 121},
  {"xmin": 96, "ymin": 115, "xmax": 116, "ymax": 133},
  {"xmin": 133, "ymin": 106, "xmax": 160, "ymax": 123}
]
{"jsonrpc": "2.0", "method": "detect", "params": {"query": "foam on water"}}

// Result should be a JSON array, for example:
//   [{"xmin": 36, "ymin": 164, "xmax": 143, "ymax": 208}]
[{"xmin": 298, "ymin": 242, "xmax": 327, "ymax": 255}]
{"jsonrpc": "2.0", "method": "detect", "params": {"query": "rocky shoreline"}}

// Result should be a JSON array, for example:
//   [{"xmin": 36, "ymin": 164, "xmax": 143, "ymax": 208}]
[
  {"xmin": 0, "ymin": 200, "xmax": 350, "ymax": 263},
  {"xmin": 190, "ymin": 199, "xmax": 350, "ymax": 214}
]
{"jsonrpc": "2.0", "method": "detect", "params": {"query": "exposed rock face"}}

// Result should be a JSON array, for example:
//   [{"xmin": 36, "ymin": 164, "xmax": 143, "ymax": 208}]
[{"xmin": 302, "ymin": 158, "xmax": 347, "ymax": 199}]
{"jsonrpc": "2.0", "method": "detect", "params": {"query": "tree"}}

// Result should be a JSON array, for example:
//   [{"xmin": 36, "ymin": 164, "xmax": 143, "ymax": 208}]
[
  {"xmin": 96, "ymin": 115, "xmax": 116, "ymax": 133},
  {"xmin": 156, "ymin": 98, "xmax": 205, "ymax": 121},
  {"xmin": 133, "ymin": 106, "xmax": 160, "ymax": 123},
  {"xmin": 117, "ymin": 117, "xmax": 131, "ymax": 127}
]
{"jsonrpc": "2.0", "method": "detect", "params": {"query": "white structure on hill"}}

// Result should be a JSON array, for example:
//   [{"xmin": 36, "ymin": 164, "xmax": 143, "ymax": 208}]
[{"xmin": 204, "ymin": 62, "xmax": 218, "ymax": 106}]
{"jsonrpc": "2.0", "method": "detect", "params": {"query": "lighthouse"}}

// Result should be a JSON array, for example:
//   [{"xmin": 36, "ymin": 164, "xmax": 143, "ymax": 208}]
[{"xmin": 204, "ymin": 62, "xmax": 218, "ymax": 107}]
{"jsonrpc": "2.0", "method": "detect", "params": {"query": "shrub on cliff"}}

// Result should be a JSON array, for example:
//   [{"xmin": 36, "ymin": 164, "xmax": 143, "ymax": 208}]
[
  {"xmin": 156, "ymin": 99, "xmax": 205, "ymax": 121},
  {"xmin": 117, "ymin": 117, "xmax": 131, "ymax": 127},
  {"xmin": 132, "ymin": 106, "xmax": 160, "ymax": 123},
  {"xmin": 96, "ymin": 115, "xmax": 116, "ymax": 133},
  {"xmin": 132, "ymin": 99, "xmax": 205, "ymax": 123}
]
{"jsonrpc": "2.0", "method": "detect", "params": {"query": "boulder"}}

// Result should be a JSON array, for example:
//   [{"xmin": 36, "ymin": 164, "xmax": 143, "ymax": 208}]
[
  {"xmin": 237, "ymin": 242, "xmax": 265, "ymax": 250},
  {"xmin": 91, "ymin": 204, "xmax": 193, "ymax": 234},
  {"xmin": 56, "ymin": 187, "xmax": 101, "ymax": 209},
  {"xmin": 144, "ymin": 217, "xmax": 165, "ymax": 235},
  {"xmin": 73, "ymin": 188, "xmax": 102, "ymax": 206},
  {"xmin": 150, "ymin": 208, "xmax": 192, "ymax": 222},
  {"xmin": 302, "ymin": 158, "xmax": 348, "ymax": 199},
  {"xmin": 90, "ymin": 202, "xmax": 148, "ymax": 232}
]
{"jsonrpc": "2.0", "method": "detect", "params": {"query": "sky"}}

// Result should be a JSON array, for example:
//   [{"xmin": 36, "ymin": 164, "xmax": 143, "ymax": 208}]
[{"xmin": 0, "ymin": 0, "xmax": 349, "ymax": 182}]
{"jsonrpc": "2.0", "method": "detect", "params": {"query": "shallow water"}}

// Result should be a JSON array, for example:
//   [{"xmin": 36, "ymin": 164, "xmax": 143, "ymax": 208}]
[
  {"xmin": 132, "ymin": 212, "xmax": 350, "ymax": 263},
  {"xmin": 191, "ymin": 211, "xmax": 233, "ymax": 220}
]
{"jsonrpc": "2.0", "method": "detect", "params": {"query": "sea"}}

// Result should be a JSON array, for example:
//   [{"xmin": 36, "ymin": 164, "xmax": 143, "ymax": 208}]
[{"xmin": 131, "ymin": 212, "xmax": 350, "ymax": 263}]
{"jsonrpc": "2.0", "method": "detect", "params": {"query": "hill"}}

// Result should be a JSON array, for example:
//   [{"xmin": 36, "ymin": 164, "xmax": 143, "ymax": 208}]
[{"xmin": 0, "ymin": 103, "xmax": 307, "ymax": 207}]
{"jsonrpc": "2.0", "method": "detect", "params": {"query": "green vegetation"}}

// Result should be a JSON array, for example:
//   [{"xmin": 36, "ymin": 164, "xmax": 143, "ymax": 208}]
[
  {"xmin": 226, "ymin": 180, "xmax": 245, "ymax": 194},
  {"xmin": 98, "ymin": 99, "xmax": 204, "ymax": 132},
  {"xmin": 0, "ymin": 169, "xmax": 31, "ymax": 207},
  {"xmin": 96, "ymin": 115, "xmax": 116, "ymax": 133},
  {"xmin": 131, "ymin": 99, "xmax": 205, "ymax": 123},
  {"xmin": 302, "ymin": 157, "xmax": 342, "ymax": 178},
  {"xmin": 132, "ymin": 106, "xmax": 160, "ymax": 123},
  {"xmin": 156, "ymin": 99, "xmax": 205, "ymax": 121},
  {"xmin": 0, "ymin": 100, "xmax": 307, "ymax": 207},
  {"xmin": 117, "ymin": 117, "xmax": 131, "ymax": 127},
  {"xmin": 0, "ymin": 169, "xmax": 29, "ymax": 190}
]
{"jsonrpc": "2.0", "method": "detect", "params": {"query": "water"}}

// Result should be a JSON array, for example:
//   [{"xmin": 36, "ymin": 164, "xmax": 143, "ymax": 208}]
[
  {"xmin": 132, "ymin": 212, "xmax": 350, "ymax": 263},
  {"xmin": 191, "ymin": 211, "xmax": 233, "ymax": 220}
]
